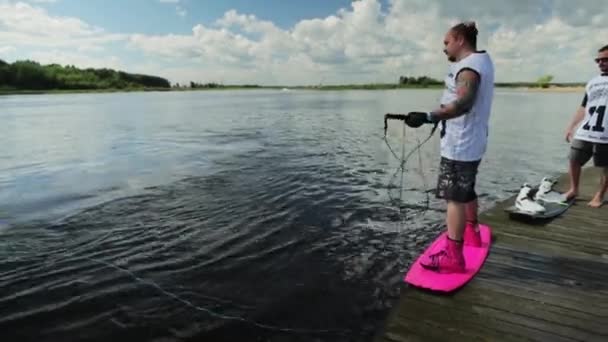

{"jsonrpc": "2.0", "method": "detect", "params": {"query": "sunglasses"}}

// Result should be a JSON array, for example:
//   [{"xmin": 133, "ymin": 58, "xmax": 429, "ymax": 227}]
[{"xmin": 595, "ymin": 57, "xmax": 608, "ymax": 64}]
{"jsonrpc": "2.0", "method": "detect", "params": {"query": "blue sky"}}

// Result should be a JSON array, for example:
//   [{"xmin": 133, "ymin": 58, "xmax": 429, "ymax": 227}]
[
  {"xmin": 0, "ymin": 0, "xmax": 607, "ymax": 84},
  {"xmin": 47, "ymin": 0, "xmax": 364, "ymax": 34}
]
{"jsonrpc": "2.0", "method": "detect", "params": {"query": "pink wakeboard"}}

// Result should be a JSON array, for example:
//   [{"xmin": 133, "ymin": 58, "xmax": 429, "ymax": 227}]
[{"xmin": 404, "ymin": 224, "xmax": 492, "ymax": 293}]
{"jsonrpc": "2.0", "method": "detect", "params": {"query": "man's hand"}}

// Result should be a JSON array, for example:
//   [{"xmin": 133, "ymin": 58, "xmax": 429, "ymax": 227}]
[
  {"xmin": 565, "ymin": 127, "xmax": 574, "ymax": 143},
  {"xmin": 565, "ymin": 106, "xmax": 585, "ymax": 143},
  {"xmin": 404, "ymin": 112, "xmax": 439, "ymax": 128}
]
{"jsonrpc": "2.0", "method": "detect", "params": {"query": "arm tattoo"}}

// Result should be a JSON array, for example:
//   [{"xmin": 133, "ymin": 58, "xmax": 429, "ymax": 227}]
[
  {"xmin": 453, "ymin": 73, "xmax": 480, "ymax": 114},
  {"xmin": 430, "ymin": 71, "xmax": 480, "ymax": 120}
]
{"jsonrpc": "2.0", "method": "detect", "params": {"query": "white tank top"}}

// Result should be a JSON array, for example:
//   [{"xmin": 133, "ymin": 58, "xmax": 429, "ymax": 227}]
[
  {"xmin": 574, "ymin": 75, "xmax": 608, "ymax": 143},
  {"xmin": 439, "ymin": 52, "xmax": 495, "ymax": 161}
]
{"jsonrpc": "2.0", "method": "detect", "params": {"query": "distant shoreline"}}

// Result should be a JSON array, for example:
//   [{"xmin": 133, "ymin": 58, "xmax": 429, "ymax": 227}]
[
  {"xmin": 0, "ymin": 84, "xmax": 442, "ymax": 95},
  {"xmin": 1, "ymin": 59, "xmax": 586, "ymax": 95},
  {"xmin": 0, "ymin": 84, "xmax": 586, "ymax": 96},
  {"xmin": 0, "ymin": 87, "xmax": 173, "ymax": 95},
  {"xmin": 511, "ymin": 86, "xmax": 585, "ymax": 93}
]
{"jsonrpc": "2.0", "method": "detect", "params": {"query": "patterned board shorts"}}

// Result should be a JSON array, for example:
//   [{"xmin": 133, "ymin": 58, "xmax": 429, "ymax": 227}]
[{"xmin": 436, "ymin": 157, "xmax": 481, "ymax": 203}]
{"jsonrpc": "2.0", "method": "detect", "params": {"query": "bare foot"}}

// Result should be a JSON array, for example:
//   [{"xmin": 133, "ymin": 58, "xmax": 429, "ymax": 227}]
[
  {"xmin": 564, "ymin": 189, "xmax": 578, "ymax": 201},
  {"xmin": 588, "ymin": 194, "xmax": 604, "ymax": 208}
]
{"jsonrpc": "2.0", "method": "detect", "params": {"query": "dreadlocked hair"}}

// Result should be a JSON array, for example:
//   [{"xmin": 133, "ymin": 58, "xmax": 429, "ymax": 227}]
[{"xmin": 451, "ymin": 21, "xmax": 478, "ymax": 49}]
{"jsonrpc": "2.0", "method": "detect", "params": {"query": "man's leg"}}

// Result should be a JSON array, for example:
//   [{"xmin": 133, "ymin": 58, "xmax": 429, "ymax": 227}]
[
  {"xmin": 461, "ymin": 160, "xmax": 482, "ymax": 247},
  {"xmin": 421, "ymin": 158, "xmax": 482, "ymax": 273},
  {"xmin": 565, "ymin": 159, "xmax": 583, "ymax": 200},
  {"xmin": 437, "ymin": 157, "xmax": 469, "ymax": 242},
  {"xmin": 446, "ymin": 200, "xmax": 466, "ymax": 241},
  {"xmin": 566, "ymin": 139, "xmax": 592, "ymax": 200},
  {"xmin": 463, "ymin": 197, "xmax": 482, "ymax": 247},
  {"xmin": 588, "ymin": 168, "xmax": 608, "ymax": 208},
  {"xmin": 589, "ymin": 144, "xmax": 608, "ymax": 208},
  {"xmin": 446, "ymin": 158, "xmax": 480, "ymax": 242},
  {"xmin": 465, "ymin": 198, "xmax": 478, "ymax": 226}
]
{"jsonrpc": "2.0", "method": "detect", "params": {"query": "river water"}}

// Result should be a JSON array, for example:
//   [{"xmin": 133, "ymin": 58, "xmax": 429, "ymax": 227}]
[{"xmin": 0, "ymin": 89, "xmax": 580, "ymax": 341}]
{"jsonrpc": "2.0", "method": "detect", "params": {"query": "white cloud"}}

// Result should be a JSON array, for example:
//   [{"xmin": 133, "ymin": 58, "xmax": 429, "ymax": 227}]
[
  {"xmin": 0, "ymin": 2, "xmax": 97, "ymax": 36},
  {"xmin": 2, "ymin": 0, "xmax": 608, "ymax": 84},
  {"xmin": 29, "ymin": 0, "xmax": 57, "ymax": 3},
  {"xmin": 486, "ymin": 16, "xmax": 608, "ymax": 82},
  {"xmin": 158, "ymin": 0, "xmax": 185, "ymax": 17},
  {"xmin": 28, "ymin": 50, "xmax": 124, "ymax": 69},
  {"xmin": 176, "ymin": 5, "xmax": 186, "ymax": 17},
  {"xmin": 129, "ymin": 0, "xmax": 456, "ymax": 84},
  {"xmin": 0, "ymin": 45, "xmax": 16, "ymax": 55},
  {"xmin": 128, "ymin": 0, "xmax": 608, "ymax": 84},
  {"xmin": 0, "ymin": 3, "xmax": 111, "ymax": 68},
  {"xmin": 0, "ymin": 2, "xmax": 125, "ymax": 48}
]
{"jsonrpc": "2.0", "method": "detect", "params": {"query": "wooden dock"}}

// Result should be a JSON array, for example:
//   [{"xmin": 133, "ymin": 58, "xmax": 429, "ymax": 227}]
[{"xmin": 376, "ymin": 167, "xmax": 608, "ymax": 342}]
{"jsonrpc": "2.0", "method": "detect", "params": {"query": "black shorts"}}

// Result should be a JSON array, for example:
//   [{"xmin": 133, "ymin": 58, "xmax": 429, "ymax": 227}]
[
  {"xmin": 569, "ymin": 139, "xmax": 608, "ymax": 167},
  {"xmin": 436, "ymin": 157, "xmax": 481, "ymax": 203}
]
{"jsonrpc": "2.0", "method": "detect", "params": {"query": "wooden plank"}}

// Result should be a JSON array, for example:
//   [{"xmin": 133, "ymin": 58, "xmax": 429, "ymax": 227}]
[
  {"xmin": 482, "ymin": 217, "xmax": 608, "ymax": 247},
  {"xmin": 473, "ymin": 277, "xmax": 608, "ymax": 317},
  {"xmin": 480, "ymin": 263, "xmax": 608, "ymax": 297},
  {"xmin": 387, "ymin": 298, "xmax": 532, "ymax": 342},
  {"xmin": 487, "ymin": 248, "xmax": 608, "ymax": 281},
  {"xmin": 485, "ymin": 226, "xmax": 608, "ymax": 255},
  {"xmin": 382, "ymin": 310, "xmax": 488, "ymax": 342},
  {"xmin": 475, "ymin": 271, "xmax": 608, "ymax": 319},
  {"xmin": 426, "ymin": 285, "xmax": 608, "ymax": 335},
  {"xmin": 485, "ymin": 233, "xmax": 607, "ymax": 259},
  {"xmin": 408, "ymin": 294, "xmax": 599, "ymax": 341},
  {"xmin": 484, "ymin": 231, "xmax": 608, "ymax": 257},
  {"xmin": 393, "ymin": 294, "xmax": 580, "ymax": 342},
  {"xmin": 376, "ymin": 167, "xmax": 608, "ymax": 342}
]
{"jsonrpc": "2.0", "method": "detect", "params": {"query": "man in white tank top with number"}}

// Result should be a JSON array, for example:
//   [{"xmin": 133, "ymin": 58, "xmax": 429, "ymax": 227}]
[
  {"xmin": 564, "ymin": 45, "xmax": 608, "ymax": 208},
  {"xmin": 403, "ymin": 21, "xmax": 494, "ymax": 273}
]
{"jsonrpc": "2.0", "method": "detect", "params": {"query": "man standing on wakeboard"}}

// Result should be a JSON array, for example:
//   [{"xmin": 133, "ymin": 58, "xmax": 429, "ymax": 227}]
[
  {"xmin": 564, "ymin": 45, "xmax": 608, "ymax": 208},
  {"xmin": 404, "ymin": 21, "xmax": 495, "ymax": 273}
]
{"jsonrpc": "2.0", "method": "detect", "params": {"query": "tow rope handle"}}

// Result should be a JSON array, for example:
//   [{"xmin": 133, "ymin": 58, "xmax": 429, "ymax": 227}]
[
  {"xmin": 383, "ymin": 113, "xmax": 440, "ymax": 137},
  {"xmin": 384, "ymin": 113, "xmax": 407, "ymax": 136}
]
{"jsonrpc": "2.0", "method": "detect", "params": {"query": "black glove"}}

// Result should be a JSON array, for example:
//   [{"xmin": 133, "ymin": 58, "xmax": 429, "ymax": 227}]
[{"xmin": 405, "ymin": 112, "xmax": 433, "ymax": 128}]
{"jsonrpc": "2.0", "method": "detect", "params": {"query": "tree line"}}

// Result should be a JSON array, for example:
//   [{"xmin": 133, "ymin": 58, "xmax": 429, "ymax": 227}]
[
  {"xmin": 399, "ymin": 74, "xmax": 563, "ymax": 88},
  {"xmin": 398, "ymin": 75, "xmax": 442, "ymax": 86},
  {"xmin": 0, "ymin": 59, "xmax": 170, "ymax": 90},
  {"xmin": 183, "ymin": 82, "xmax": 263, "ymax": 89},
  {"xmin": 0, "ymin": 59, "xmax": 566, "ymax": 92},
  {"xmin": 188, "ymin": 82, "xmax": 222, "ymax": 89}
]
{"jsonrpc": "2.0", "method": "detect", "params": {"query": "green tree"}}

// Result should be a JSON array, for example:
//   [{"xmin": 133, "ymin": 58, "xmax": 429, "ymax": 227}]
[
  {"xmin": 537, "ymin": 75, "xmax": 554, "ymax": 88},
  {"xmin": 398, "ymin": 75, "xmax": 441, "ymax": 86},
  {"xmin": 0, "ymin": 60, "xmax": 8, "ymax": 84},
  {"xmin": 0, "ymin": 59, "xmax": 170, "ymax": 90}
]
